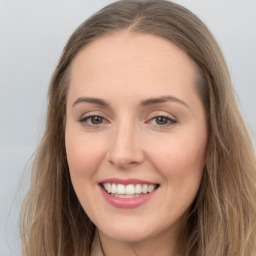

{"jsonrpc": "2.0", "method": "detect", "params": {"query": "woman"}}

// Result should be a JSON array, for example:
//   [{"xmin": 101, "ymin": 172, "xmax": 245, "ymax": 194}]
[{"xmin": 20, "ymin": 0, "xmax": 256, "ymax": 255}]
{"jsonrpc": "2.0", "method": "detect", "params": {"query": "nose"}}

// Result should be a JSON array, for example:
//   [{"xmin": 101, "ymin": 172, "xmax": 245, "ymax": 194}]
[{"xmin": 106, "ymin": 122, "xmax": 145, "ymax": 169}]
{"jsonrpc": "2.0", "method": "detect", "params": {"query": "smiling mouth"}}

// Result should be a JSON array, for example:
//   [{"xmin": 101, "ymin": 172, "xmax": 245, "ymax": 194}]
[{"xmin": 100, "ymin": 183, "xmax": 160, "ymax": 198}]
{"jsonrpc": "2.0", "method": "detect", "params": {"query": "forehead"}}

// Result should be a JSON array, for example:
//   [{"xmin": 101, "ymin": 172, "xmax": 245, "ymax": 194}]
[
  {"xmin": 71, "ymin": 31, "xmax": 196, "ymax": 76},
  {"xmin": 68, "ymin": 31, "xmax": 199, "ymax": 106}
]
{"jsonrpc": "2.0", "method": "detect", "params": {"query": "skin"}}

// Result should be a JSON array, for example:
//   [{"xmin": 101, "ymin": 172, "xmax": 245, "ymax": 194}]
[{"xmin": 65, "ymin": 31, "xmax": 208, "ymax": 256}]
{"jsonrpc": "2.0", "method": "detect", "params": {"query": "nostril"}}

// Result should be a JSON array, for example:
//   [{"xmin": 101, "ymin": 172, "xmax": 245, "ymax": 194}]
[
  {"xmin": 106, "ymin": 134, "xmax": 145, "ymax": 168},
  {"xmin": 106, "ymin": 148, "xmax": 145, "ymax": 168}
]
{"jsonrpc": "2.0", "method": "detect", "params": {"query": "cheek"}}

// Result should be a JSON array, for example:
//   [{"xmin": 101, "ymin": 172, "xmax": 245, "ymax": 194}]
[
  {"xmin": 65, "ymin": 130, "xmax": 106, "ymax": 185},
  {"xmin": 65, "ymin": 130, "xmax": 107, "ymax": 216},
  {"xmin": 150, "ymin": 131, "xmax": 206, "ymax": 189},
  {"xmin": 155, "ymin": 136, "xmax": 206, "ymax": 215},
  {"xmin": 154, "ymin": 131, "xmax": 205, "ymax": 162}
]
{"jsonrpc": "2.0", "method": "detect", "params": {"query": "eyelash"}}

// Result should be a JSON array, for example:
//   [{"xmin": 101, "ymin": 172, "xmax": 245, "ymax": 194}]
[
  {"xmin": 147, "ymin": 115, "xmax": 177, "ymax": 127},
  {"xmin": 79, "ymin": 114, "xmax": 177, "ymax": 128},
  {"xmin": 79, "ymin": 115, "xmax": 109, "ymax": 128}
]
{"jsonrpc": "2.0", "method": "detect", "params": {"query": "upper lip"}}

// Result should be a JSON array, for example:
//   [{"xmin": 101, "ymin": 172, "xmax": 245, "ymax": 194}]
[{"xmin": 99, "ymin": 178, "xmax": 158, "ymax": 185}]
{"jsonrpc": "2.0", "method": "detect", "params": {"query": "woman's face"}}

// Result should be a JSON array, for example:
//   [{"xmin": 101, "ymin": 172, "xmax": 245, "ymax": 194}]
[{"xmin": 65, "ymin": 32, "xmax": 207, "ymax": 244}]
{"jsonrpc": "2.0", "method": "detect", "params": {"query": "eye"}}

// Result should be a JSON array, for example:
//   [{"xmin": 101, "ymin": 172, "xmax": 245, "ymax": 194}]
[
  {"xmin": 79, "ymin": 115, "xmax": 108, "ymax": 127},
  {"xmin": 88, "ymin": 116, "xmax": 104, "ymax": 125},
  {"xmin": 147, "ymin": 115, "xmax": 177, "ymax": 126}
]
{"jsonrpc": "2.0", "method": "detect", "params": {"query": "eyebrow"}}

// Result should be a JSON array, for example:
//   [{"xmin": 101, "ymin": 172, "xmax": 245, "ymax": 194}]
[
  {"xmin": 72, "ymin": 97, "xmax": 109, "ymax": 108},
  {"xmin": 140, "ymin": 96, "xmax": 189, "ymax": 108},
  {"xmin": 72, "ymin": 95, "xmax": 189, "ymax": 108}
]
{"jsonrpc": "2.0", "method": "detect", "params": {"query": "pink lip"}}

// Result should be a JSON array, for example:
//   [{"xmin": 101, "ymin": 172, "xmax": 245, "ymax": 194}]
[
  {"xmin": 99, "ymin": 184, "xmax": 159, "ymax": 209},
  {"xmin": 99, "ymin": 178, "xmax": 156, "ymax": 185}
]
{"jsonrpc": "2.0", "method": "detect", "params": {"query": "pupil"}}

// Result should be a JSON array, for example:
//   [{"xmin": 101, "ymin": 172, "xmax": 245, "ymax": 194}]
[
  {"xmin": 92, "ymin": 116, "xmax": 102, "ymax": 124},
  {"xmin": 156, "ymin": 116, "xmax": 167, "ymax": 125}
]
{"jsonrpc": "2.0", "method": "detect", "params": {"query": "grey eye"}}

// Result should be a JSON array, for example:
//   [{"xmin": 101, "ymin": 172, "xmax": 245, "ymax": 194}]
[
  {"xmin": 80, "ymin": 115, "xmax": 105, "ymax": 126},
  {"xmin": 89, "ymin": 116, "xmax": 103, "ymax": 125},
  {"xmin": 155, "ymin": 116, "xmax": 170, "ymax": 125}
]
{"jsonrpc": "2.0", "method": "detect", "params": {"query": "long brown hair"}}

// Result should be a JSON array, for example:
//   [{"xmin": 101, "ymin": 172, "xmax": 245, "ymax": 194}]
[{"xmin": 20, "ymin": 0, "xmax": 256, "ymax": 255}]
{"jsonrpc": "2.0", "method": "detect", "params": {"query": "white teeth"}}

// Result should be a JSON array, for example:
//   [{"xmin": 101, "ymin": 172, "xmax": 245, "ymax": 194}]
[
  {"xmin": 107, "ymin": 183, "xmax": 112, "ymax": 193},
  {"xmin": 117, "ymin": 194, "xmax": 139, "ymax": 198},
  {"xmin": 126, "ymin": 184, "xmax": 135, "ymax": 195},
  {"xmin": 111, "ymin": 183, "xmax": 117, "ymax": 193},
  {"xmin": 135, "ymin": 184, "xmax": 142, "ymax": 194},
  {"xmin": 102, "ymin": 183, "xmax": 158, "ymax": 196},
  {"xmin": 148, "ymin": 184, "xmax": 154, "ymax": 193},
  {"xmin": 117, "ymin": 184, "xmax": 126, "ymax": 194},
  {"xmin": 142, "ymin": 184, "xmax": 148, "ymax": 194}
]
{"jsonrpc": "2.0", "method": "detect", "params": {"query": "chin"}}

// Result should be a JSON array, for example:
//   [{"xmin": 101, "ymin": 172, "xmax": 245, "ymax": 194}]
[
  {"xmin": 103, "ymin": 230, "xmax": 151, "ymax": 243},
  {"xmin": 97, "ymin": 219, "xmax": 162, "ymax": 243}
]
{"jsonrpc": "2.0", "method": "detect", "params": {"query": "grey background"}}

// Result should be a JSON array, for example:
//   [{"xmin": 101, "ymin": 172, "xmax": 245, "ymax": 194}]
[{"xmin": 0, "ymin": 0, "xmax": 255, "ymax": 255}]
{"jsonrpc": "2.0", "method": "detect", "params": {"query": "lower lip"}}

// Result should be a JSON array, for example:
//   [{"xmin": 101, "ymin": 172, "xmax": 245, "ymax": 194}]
[{"xmin": 99, "ymin": 185, "xmax": 158, "ymax": 209}]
